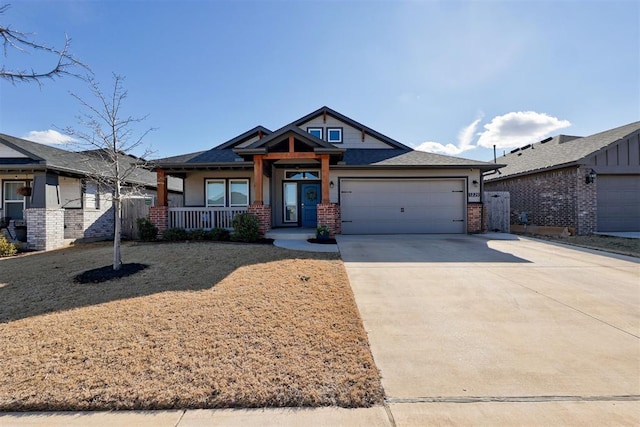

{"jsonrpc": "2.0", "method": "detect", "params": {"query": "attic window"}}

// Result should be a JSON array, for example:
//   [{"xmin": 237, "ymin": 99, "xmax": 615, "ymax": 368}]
[
  {"xmin": 307, "ymin": 127, "xmax": 323, "ymax": 139},
  {"xmin": 327, "ymin": 127, "xmax": 343, "ymax": 144}
]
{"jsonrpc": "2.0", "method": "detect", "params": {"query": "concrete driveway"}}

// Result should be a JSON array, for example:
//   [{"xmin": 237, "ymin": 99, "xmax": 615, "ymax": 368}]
[{"xmin": 338, "ymin": 234, "xmax": 640, "ymax": 425}]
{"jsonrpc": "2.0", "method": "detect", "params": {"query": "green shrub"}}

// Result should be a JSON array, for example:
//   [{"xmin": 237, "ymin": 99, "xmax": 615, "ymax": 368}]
[
  {"xmin": 162, "ymin": 227, "xmax": 189, "ymax": 241},
  {"xmin": 231, "ymin": 212, "xmax": 260, "ymax": 242},
  {"xmin": 189, "ymin": 228, "xmax": 208, "ymax": 241},
  {"xmin": 208, "ymin": 227, "xmax": 231, "ymax": 241},
  {"xmin": 136, "ymin": 217, "xmax": 158, "ymax": 241},
  {"xmin": 0, "ymin": 235, "xmax": 18, "ymax": 257}
]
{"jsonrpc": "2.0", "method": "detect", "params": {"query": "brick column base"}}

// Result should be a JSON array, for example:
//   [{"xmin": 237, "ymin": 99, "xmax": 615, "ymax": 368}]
[
  {"xmin": 25, "ymin": 208, "xmax": 64, "ymax": 251},
  {"xmin": 467, "ymin": 203, "xmax": 484, "ymax": 233},
  {"xmin": 317, "ymin": 203, "xmax": 341, "ymax": 236},
  {"xmin": 248, "ymin": 204, "xmax": 271, "ymax": 235},
  {"xmin": 149, "ymin": 206, "xmax": 169, "ymax": 236}
]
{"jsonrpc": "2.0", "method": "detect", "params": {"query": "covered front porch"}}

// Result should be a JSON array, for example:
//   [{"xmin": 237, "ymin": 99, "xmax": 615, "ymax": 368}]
[{"xmin": 151, "ymin": 126, "xmax": 344, "ymax": 236}]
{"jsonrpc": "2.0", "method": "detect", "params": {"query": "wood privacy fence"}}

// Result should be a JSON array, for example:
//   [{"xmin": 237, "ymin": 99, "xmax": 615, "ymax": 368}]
[
  {"xmin": 121, "ymin": 197, "xmax": 153, "ymax": 239},
  {"xmin": 484, "ymin": 191, "xmax": 510, "ymax": 233}
]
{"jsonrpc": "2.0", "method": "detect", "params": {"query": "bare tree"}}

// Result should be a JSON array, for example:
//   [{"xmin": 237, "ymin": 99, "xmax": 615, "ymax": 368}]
[
  {"xmin": 0, "ymin": 4, "xmax": 88, "ymax": 84},
  {"xmin": 63, "ymin": 74, "xmax": 154, "ymax": 270}
]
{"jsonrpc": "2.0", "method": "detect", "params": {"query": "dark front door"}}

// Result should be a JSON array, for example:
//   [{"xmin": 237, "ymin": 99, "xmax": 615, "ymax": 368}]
[{"xmin": 301, "ymin": 183, "xmax": 321, "ymax": 228}]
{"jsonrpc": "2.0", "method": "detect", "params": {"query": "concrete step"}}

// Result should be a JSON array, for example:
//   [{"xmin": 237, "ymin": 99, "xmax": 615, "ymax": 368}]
[{"xmin": 265, "ymin": 228, "xmax": 316, "ymax": 240}]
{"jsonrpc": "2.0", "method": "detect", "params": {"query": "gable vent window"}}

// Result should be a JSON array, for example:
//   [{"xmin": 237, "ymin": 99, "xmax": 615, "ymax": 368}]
[
  {"xmin": 307, "ymin": 127, "xmax": 323, "ymax": 139},
  {"xmin": 327, "ymin": 127, "xmax": 343, "ymax": 144}
]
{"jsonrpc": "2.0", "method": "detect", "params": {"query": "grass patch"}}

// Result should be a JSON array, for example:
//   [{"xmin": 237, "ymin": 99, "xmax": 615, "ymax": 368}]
[
  {"xmin": 528, "ymin": 234, "xmax": 639, "ymax": 258},
  {"xmin": 0, "ymin": 241, "xmax": 383, "ymax": 410}
]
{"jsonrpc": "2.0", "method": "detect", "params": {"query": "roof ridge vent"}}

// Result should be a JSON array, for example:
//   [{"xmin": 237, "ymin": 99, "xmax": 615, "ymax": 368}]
[
  {"xmin": 521, "ymin": 144, "xmax": 532, "ymax": 150},
  {"xmin": 539, "ymin": 137, "xmax": 553, "ymax": 144}
]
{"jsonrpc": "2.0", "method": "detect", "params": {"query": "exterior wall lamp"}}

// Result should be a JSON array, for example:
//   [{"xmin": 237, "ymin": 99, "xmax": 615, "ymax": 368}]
[
  {"xmin": 585, "ymin": 169, "xmax": 597, "ymax": 184},
  {"xmin": 329, "ymin": 181, "xmax": 335, "ymax": 189}
]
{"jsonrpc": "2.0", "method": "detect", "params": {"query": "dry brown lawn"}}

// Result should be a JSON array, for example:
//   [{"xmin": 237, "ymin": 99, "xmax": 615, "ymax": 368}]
[
  {"xmin": 0, "ymin": 241, "xmax": 383, "ymax": 411},
  {"xmin": 529, "ymin": 234, "xmax": 640, "ymax": 258}
]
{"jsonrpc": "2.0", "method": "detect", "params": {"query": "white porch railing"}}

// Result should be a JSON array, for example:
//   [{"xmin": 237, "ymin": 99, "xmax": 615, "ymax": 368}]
[{"xmin": 168, "ymin": 207, "xmax": 248, "ymax": 230}]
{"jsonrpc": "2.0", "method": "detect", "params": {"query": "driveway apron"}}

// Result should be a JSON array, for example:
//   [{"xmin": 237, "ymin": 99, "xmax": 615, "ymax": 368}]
[{"xmin": 338, "ymin": 234, "xmax": 640, "ymax": 425}]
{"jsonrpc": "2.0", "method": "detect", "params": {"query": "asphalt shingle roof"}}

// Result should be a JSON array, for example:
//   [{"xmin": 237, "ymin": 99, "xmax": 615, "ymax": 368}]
[
  {"xmin": 342, "ymin": 149, "xmax": 498, "ymax": 168},
  {"xmin": 487, "ymin": 121, "xmax": 640, "ymax": 180},
  {"xmin": 0, "ymin": 133, "xmax": 158, "ymax": 187}
]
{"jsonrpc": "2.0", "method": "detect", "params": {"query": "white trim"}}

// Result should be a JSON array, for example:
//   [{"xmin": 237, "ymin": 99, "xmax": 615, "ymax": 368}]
[
  {"xmin": 327, "ymin": 127, "xmax": 343, "ymax": 143},
  {"xmin": 307, "ymin": 127, "xmax": 323, "ymax": 139},
  {"xmin": 229, "ymin": 179, "xmax": 249, "ymax": 207}
]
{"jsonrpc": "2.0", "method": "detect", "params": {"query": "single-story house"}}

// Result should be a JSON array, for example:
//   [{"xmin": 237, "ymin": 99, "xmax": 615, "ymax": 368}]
[
  {"xmin": 484, "ymin": 121, "xmax": 640, "ymax": 235},
  {"xmin": 151, "ymin": 106, "xmax": 502, "ymax": 236},
  {"xmin": 0, "ymin": 133, "xmax": 183, "ymax": 250}
]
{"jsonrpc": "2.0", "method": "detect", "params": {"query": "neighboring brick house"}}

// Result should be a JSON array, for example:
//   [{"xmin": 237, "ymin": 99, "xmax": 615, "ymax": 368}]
[
  {"xmin": 484, "ymin": 121, "xmax": 640, "ymax": 235},
  {"xmin": 0, "ymin": 134, "xmax": 182, "ymax": 250},
  {"xmin": 151, "ymin": 106, "xmax": 502, "ymax": 236}
]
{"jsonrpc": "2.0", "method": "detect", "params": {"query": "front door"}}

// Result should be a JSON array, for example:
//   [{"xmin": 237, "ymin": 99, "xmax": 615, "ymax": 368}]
[{"xmin": 301, "ymin": 183, "xmax": 320, "ymax": 228}]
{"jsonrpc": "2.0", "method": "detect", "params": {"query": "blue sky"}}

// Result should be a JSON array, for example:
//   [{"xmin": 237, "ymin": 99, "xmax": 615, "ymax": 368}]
[{"xmin": 1, "ymin": 0, "xmax": 638, "ymax": 162}]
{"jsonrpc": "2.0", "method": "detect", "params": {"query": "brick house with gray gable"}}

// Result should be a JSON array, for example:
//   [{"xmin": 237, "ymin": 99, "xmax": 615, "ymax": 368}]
[{"xmin": 484, "ymin": 121, "xmax": 640, "ymax": 235}]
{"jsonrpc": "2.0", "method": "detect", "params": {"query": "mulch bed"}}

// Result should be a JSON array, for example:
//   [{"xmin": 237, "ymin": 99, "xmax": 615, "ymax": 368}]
[{"xmin": 74, "ymin": 263, "xmax": 149, "ymax": 284}]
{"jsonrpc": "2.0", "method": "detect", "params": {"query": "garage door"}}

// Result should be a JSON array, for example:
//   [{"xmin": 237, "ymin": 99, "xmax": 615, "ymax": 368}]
[
  {"xmin": 340, "ymin": 179, "xmax": 466, "ymax": 234},
  {"xmin": 597, "ymin": 175, "xmax": 640, "ymax": 231}
]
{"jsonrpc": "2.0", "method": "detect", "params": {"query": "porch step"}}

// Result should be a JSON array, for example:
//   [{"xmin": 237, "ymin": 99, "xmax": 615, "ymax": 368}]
[{"xmin": 265, "ymin": 228, "xmax": 316, "ymax": 240}]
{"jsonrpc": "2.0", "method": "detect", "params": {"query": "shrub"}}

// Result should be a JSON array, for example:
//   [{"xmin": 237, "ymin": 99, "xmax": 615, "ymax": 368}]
[
  {"xmin": 231, "ymin": 212, "xmax": 260, "ymax": 242},
  {"xmin": 189, "ymin": 228, "xmax": 208, "ymax": 241},
  {"xmin": 162, "ymin": 227, "xmax": 189, "ymax": 241},
  {"xmin": 136, "ymin": 217, "xmax": 158, "ymax": 241},
  {"xmin": 0, "ymin": 235, "xmax": 18, "ymax": 257},
  {"xmin": 208, "ymin": 227, "xmax": 231, "ymax": 241}
]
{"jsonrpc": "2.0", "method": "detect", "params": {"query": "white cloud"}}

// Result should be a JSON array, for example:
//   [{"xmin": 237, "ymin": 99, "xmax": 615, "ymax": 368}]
[
  {"xmin": 414, "ymin": 117, "xmax": 482, "ymax": 156},
  {"xmin": 414, "ymin": 111, "xmax": 571, "ymax": 155},
  {"xmin": 23, "ymin": 130, "xmax": 77, "ymax": 145},
  {"xmin": 476, "ymin": 112, "xmax": 571, "ymax": 149}
]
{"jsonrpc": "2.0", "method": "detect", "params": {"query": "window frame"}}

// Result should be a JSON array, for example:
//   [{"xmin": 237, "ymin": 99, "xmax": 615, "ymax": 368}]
[
  {"xmin": 228, "ymin": 179, "xmax": 250, "ymax": 207},
  {"xmin": 205, "ymin": 178, "xmax": 251, "ymax": 208},
  {"xmin": 284, "ymin": 170, "xmax": 321, "ymax": 180},
  {"xmin": 307, "ymin": 127, "xmax": 323, "ymax": 140},
  {"xmin": 205, "ymin": 179, "xmax": 226, "ymax": 207},
  {"xmin": 327, "ymin": 127, "xmax": 343, "ymax": 144},
  {"xmin": 2, "ymin": 180, "xmax": 27, "ymax": 220}
]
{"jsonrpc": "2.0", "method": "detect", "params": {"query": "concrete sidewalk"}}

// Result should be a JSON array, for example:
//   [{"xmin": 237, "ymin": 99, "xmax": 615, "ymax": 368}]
[{"xmin": 0, "ymin": 407, "xmax": 391, "ymax": 426}]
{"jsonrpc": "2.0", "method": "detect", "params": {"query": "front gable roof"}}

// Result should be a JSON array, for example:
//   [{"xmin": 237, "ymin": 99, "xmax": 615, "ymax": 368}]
[
  {"xmin": 293, "ymin": 106, "xmax": 411, "ymax": 150},
  {"xmin": 487, "ymin": 120, "xmax": 640, "ymax": 180}
]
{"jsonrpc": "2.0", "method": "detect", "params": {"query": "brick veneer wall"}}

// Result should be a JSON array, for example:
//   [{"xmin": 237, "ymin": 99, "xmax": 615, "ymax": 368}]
[
  {"xmin": 317, "ymin": 203, "xmax": 341, "ymax": 236},
  {"xmin": 466, "ymin": 203, "xmax": 484, "ymax": 233},
  {"xmin": 149, "ymin": 206, "xmax": 169, "ymax": 235},
  {"xmin": 25, "ymin": 208, "xmax": 64, "ymax": 250},
  {"xmin": 64, "ymin": 209, "xmax": 84, "ymax": 239},
  {"xmin": 484, "ymin": 166, "xmax": 596, "ymax": 235},
  {"xmin": 248, "ymin": 204, "xmax": 272, "ymax": 235}
]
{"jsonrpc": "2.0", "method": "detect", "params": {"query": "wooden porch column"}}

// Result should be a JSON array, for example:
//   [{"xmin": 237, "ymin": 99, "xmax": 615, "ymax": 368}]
[
  {"xmin": 157, "ymin": 168, "xmax": 168, "ymax": 206},
  {"xmin": 321, "ymin": 154, "xmax": 330, "ymax": 204},
  {"xmin": 253, "ymin": 155, "xmax": 264, "ymax": 205}
]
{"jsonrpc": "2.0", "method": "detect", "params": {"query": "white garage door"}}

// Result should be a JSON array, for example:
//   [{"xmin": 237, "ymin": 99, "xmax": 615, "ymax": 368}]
[
  {"xmin": 340, "ymin": 179, "xmax": 466, "ymax": 234},
  {"xmin": 597, "ymin": 175, "xmax": 640, "ymax": 232}
]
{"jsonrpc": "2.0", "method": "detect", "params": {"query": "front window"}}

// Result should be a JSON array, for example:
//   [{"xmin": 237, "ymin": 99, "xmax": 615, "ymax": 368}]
[
  {"xmin": 229, "ymin": 179, "xmax": 249, "ymax": 206},
  {"xmin": 206, "ymin": 179, "xmax": 250, "ymax": 207},
  {"xmin": 206, "ymin": 180, "xmax": 225, "ymax": 207},
  {"xmin": 3, "ymin": 181, "xmax": 26, "ymax": 220},
  {"xmin": 307, "ymin": 127, "xmax": 323, "ymax": 139},
  {"xmin": 327, "ymin": 127, "xmax": 343, "ymax": 144}
]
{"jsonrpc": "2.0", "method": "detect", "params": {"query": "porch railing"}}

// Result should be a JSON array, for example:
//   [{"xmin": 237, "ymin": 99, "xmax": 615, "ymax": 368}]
[{"xmin": 168, "ymin": 207, "xmax": 248, "ymax": 230}]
